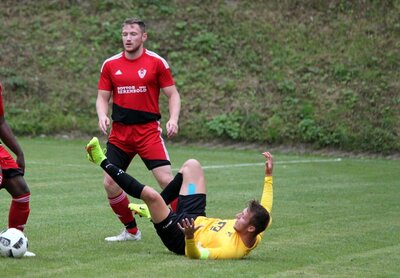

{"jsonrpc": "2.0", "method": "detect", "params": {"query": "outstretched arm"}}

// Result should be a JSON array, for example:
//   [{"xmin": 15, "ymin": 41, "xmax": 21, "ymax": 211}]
[
  {"xmin": 260, "ymin": 152, "xmax": 273, "ymax": 225},
  {"xmin": 263, "ymin": 151, "xmax": 273, "ymax": 176}
]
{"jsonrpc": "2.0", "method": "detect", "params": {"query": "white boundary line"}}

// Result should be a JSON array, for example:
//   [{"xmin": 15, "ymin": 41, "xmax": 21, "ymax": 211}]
[
  {"xmin": 186, "ymin": 158, "xmax": 342, "ymax": 171},
  {"xmin": 28, "ymin": 158, "xmax": 342, "ymax": 170}
]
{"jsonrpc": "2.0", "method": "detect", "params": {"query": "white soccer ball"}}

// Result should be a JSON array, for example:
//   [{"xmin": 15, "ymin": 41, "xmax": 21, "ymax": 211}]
[{"xmin": 0, "ymin": 228, "xmax": 28, "ymax": 258}]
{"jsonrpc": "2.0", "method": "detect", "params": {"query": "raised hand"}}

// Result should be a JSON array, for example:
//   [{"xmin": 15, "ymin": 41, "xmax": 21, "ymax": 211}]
[{"xmin": 262, "ymin": 152, "xmax": 273, "ymax": 176}]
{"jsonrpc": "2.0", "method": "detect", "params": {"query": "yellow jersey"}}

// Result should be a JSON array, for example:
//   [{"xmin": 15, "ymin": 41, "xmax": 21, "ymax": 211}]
[{"xmin": 185, "ymin": 176, "xmax": 273, "ymax": 259}]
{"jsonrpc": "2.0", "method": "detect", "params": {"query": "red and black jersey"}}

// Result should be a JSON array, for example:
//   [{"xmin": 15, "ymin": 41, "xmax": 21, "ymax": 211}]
[{"xmin": 98, "ymin": 49, "xmax": 175, "ymax": 124}]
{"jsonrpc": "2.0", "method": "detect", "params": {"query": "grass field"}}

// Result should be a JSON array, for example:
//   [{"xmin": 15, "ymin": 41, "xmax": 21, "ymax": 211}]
[{"xmin": 0, "ymin": 137, "xmax": 399, "ymax": 277}]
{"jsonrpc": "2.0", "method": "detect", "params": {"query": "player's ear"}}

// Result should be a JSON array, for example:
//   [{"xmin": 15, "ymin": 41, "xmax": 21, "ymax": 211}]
[
  {"xmin": 142, "ymin": 32, "xmax": 148, "ymax": 42},
  {"xmin": 248, "ymin": 225, "xmax": 256, "ymax": 233}
]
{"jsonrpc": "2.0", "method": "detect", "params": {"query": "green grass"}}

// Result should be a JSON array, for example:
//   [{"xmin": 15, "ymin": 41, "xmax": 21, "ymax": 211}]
[{"xmin": 0, "ymin": 138, "xmax": 399, "ymax": 277}]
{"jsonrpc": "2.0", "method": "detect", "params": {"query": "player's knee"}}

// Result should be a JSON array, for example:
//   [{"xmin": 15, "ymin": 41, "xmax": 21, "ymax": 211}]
[
  {"xmin": 5, "ymin": 176, "xmax": 30, "ymax": 196},
  {"xmin": 18, "ymin": 179, "xmax": 30, "ymax": 194},
  {"xmin": 157, "ymin": 175, "xmax": 173, "ymax": 188},
  {"xmin": 141, "ymin": 187, "xmax": 162, "ymax": 204},
  {"xmin": 103, "ymin": 176, "xmax": 118, "ymax": 191},
  {"xmin": 181, "ymin": 159, "xmax": 201, "ymax": 173},
  {"xmin": 180, "ymin": 158, "xmax": 201, "ymax": 175},
  {"xmin": 152, "ymin": 166, "xmax": 173, "ymax": 188}
]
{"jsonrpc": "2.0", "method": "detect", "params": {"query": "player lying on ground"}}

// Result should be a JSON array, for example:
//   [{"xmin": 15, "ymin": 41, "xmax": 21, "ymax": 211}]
[{"xmin": 86, "ymin": 137, "xmax": 273, "ymax": 259}]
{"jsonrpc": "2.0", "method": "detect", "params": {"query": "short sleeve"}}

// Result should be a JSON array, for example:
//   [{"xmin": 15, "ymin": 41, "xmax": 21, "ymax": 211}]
[{"xmin": 98, "ymin": 62, "xmax": 113, "ymax": 91}]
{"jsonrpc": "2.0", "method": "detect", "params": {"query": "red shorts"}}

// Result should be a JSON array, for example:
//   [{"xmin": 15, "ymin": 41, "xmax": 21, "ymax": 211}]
[
  {"xmin": 0, "ymin": 145, "xmax": 19, "ymax": 170},
  {"xmin": 0, "ymin": 145, "xmax": 23, "ymax": 189},
  {"xmin": 108, "ymin": 121, "xmax": 170, "ymax": 162}
]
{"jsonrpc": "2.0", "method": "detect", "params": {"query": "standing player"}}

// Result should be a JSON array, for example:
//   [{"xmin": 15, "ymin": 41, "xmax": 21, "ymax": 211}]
[
  {"xmin": 96, "ymin": 18, "xmax": 181, "ymax": 241},
  {"xmin": 0, "ymin": 81, "xmax": 35, "ymax": 257}
]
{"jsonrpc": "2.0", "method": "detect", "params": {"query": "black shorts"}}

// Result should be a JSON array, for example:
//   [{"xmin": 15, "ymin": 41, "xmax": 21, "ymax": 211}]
[
  {"xmin": 0, "ymin": 168, "xmax": 24, "ymax": 189},
  {"xmin": 154, "ymin": 194, "xmax": 206, "ymax": 255},
  {"xmin": 106, "ymin": 142, "xmax": 170, "ymax": 171}
]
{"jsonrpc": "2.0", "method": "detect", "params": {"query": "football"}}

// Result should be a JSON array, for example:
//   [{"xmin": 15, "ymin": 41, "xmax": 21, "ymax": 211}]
[{"xmin": 0, "ymin": 228, "xmax": 28, "ymax": 258}]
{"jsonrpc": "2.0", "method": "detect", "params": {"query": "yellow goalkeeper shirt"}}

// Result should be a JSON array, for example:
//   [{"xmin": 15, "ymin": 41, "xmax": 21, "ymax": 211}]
[{"xmin": 185, "ymin": 176, "xmax": 273, "ymax": 259}]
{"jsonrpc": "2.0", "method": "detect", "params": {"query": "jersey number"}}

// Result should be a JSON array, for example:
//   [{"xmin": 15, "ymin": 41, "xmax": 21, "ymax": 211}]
[{"xmin": 210, "ymin": 221, "xmax": 226, "ymax": 232}]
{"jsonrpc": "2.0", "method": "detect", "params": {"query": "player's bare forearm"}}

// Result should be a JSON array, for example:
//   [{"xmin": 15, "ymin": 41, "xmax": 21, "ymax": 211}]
[
  {"xmin": 262, "ymin": 152, "xmax": 273, "ymax": 176},
  {"xmin": 261, "ymin": 152, "xmax": 273, "ymax": 215},
  {"xmin": 168, "ymin": 92, "xmax": 180, "ymax": 122},
  {"xmin": 96, "ymin": 90, "xmax": 112, "ymax": 135},
  {"xmin": 166, "ymin": 88, "xmax": 180, "ymax": 138}
]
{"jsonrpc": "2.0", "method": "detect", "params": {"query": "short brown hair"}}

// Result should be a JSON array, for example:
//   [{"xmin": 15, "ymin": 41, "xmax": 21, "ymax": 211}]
[
  {"xmin": 122, "ymin": 18, "xmax": 146, "ymax": 33},
  {"xmin": 248, "ymin": 200, "xmax": 270, "ymax": 235}
]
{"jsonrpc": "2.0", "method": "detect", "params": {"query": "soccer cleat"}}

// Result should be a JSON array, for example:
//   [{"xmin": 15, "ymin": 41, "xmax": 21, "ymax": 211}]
[
  {"xmin": 24, "ymin": 250, "xmax": 36, "ymax": 257},
  {"xmin": 104, "ymin": 229, "xmax": 141, "ymax": 242},
  {"xmin": 86, "ymin": 137, "xmax": 106, "ymax": 165},
  {"xmin": 128, "ymin": 203, "xmax": 151, "ymax": 218}
]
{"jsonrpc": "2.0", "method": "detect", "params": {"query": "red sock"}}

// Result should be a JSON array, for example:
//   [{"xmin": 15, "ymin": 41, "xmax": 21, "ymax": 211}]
[
  {"xmin": 170, "ymin": 198, "xmax": 178, "ymax": 212},
  {"xmin": 108, "ymin": 191, "xmax": 138, "ymax": 234},
  {"xmin": 9, "ymin": 193, "xmax": 30, "ymax": 232}
]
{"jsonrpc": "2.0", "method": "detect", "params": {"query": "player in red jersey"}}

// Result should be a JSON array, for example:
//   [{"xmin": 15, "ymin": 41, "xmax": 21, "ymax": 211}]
[
  {"xmin": 0, "ymin": 81, "xmax": 35, "ymax": 256},
  {"xmin": 96, "ymin": 18, "xmax": 181, "ymax": 241}
]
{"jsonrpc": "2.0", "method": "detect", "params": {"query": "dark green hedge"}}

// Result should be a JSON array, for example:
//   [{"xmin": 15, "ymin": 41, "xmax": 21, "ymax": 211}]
[{"xmin": 0, "ymin": 0, "xmax": 399, "ymax": 153}]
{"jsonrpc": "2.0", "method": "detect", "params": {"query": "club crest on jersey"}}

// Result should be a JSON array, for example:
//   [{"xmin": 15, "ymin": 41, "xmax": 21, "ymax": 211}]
[{"xmin": 138, "ymin": 68, "xmax": 147, "ymax": 79}]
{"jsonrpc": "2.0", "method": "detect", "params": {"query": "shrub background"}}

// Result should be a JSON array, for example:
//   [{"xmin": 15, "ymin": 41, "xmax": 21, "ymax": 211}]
[{"xmin": 0, "ymin": 0, "xmax": 399, "ymax": 153}]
